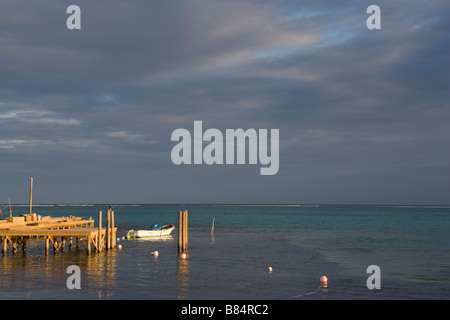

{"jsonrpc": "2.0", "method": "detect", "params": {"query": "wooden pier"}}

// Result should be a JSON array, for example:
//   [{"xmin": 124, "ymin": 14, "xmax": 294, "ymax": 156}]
[{"xmin": 0, "ymin": 210, "xmax": 117, "ymax": 255}]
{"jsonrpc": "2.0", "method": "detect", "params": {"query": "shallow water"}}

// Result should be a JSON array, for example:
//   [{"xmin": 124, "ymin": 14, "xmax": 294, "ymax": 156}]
[{"xmin": 0, "ymin": 204, "xmax": 449, "ymax": 299}]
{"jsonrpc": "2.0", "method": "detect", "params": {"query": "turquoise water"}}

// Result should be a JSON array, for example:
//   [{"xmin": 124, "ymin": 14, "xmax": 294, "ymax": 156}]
[{"xmin": 0, "ymin": 204, "xmax": 449, "ymax": 299}]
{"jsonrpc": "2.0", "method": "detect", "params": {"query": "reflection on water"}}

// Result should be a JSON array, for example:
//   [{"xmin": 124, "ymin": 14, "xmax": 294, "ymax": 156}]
[
  {"xmin": 85, "ymin": 250, "xmax": 117, "ymax": 299},
  {"xmin": 0, "ymin": 243, "xmax": 117, "ymax": 299},
  {"xmin": 177, "ymin": 254, "xmax": 189, "ymax": 299}
]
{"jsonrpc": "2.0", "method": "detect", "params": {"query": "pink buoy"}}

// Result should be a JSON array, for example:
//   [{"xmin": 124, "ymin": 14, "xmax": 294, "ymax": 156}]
[
  {"xmin": 152, "ymin": 250, "xmax": 159, "ymax": 257},
  {"xmin": 180, "ymin": 253, "xmax": 187, "ymax": 259},
  {"xmin": 320, "ymin": 275, "xmax": 328, "ymax": 284}
]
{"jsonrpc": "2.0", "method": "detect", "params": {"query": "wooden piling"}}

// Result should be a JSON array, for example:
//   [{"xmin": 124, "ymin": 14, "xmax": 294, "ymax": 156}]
[
  {"xmin": 45, "ymin": 236, "xmax": 49, "ymax": 256},
  {"xmin": 98, "ymin": 211, "xmax": 102, "ymax": 252},
  {"xmin": 178, "ymin": 210, "xmax": 188, "ymax": 253},
  {"xmin": 87, "ymin": 235, "xmax": 91, "ymax": 255},
  {"xmin": 111, "ymin": 210, "xmax": 116, "ymax": 248},
  {"xmin": 183, "ymin": 210, "xmax": 188, "ymax": 252},
  {"xmin": 3, "ymin": 236, "xmax": 7, "ymax": 255},
  {"xmin": 178, "ymin": 211, "xmax": 183, "ymax": 253},
  {"xmin": 106, "ymin": 209, "xmax": 111, "ymax": 249}
]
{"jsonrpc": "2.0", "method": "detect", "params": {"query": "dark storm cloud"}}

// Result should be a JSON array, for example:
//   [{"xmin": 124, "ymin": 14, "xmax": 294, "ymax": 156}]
[{"xmin": 0, "ymin": 0, "xmax": 449, "ymax": 204}]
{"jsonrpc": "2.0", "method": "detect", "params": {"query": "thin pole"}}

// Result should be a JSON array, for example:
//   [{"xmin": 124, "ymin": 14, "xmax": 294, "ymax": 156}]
[
  {"xmin": 8, "ymin": 197, "xmax": 12, "ymax": 218},
  {"xmin": 29, "ymin": 177, "xmax": 33, "ymax": 215}
]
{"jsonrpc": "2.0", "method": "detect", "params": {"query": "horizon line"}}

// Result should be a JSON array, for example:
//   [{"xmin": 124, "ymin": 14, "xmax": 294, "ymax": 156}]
[{"xmin": 1, "ymin": 203, "xmax": 449, "ymax": 207}]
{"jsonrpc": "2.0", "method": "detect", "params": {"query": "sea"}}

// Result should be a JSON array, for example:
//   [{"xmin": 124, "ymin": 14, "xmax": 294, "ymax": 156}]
[{"xmin": 0, "ymin": 204, "xmax": 449, "ymax": 300}]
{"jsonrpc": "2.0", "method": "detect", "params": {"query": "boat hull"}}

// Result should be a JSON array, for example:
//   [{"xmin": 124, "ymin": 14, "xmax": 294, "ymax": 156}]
[{"xmin": 127, "ymin": 224, "xmax": 175, "ymax": 238}]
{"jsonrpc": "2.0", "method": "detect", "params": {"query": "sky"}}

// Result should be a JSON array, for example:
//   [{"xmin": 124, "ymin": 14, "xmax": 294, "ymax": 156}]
[{"xmin": 0, "ymin": 0, "xmax": 449, "ymax": 205}]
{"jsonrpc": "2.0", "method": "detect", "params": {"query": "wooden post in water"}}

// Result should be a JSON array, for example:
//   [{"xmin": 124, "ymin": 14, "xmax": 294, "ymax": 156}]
[
  {"xmin": 98, "ymin": 211, "xmax": 102, "ymax": 252},
  {"xmin": 183, "ymin": 210, "xmax": 188, "ymax": 252},
  {"xmin": 3, "ymin": 236, "xmax": 7, "ymax": 255},
  {"xmin": 178, "ymin": 211, "xmax": 183, "ymax": 253},
  {"xmin": 111, "ymin": 210, "xmax": 116, "ymax": 248},
  {"xmin": 178, "ymin": 210, "xmax": 188, "ymax": 253},
  {"xmin": 87, "ymin": 235, "xmax": 91, "ymax": 255},
  {"xmin": 45, "ymin": 236, "xmax": 49, "ymax": 256},
  {"xmin": 106, "ymin": 209, "xmax": 111, "ymax": 249}
]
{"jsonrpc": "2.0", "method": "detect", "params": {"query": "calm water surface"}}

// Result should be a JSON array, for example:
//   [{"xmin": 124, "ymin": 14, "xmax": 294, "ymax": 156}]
[{"xmin": 0, "ymin": 204, "xmax": 449, "ymax": 299}]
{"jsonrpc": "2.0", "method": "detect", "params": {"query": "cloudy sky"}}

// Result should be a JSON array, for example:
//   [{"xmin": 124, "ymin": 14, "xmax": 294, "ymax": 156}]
[{"xmin": 0, "ymin": 0, "xmax": 449, "ymax": 204}]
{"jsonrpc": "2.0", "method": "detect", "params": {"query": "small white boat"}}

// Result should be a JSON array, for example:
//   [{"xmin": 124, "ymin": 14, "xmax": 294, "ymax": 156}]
[{"xmin": 127, "ymin": 224, "xmax": 175, "ymax": 239}]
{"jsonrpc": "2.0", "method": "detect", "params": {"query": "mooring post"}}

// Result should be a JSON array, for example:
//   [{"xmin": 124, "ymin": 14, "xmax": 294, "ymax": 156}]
[
  {"xmin": 178, "ymin": 211, "xmax": 183, "ymax": 253},
  {"xmin": 111, "ymin": 210, "xmax": 116, "ymax": 248},
  {"xmin": 183, "ymin": 210, "xmax": 188, "ymax": 252},
  {"xmin": 178, "ymin": 210, "xmax": 188, "ymax": 253},
  {"xmin": 106, "ymin": 209, "xmax": 111, "ymax": 249}
]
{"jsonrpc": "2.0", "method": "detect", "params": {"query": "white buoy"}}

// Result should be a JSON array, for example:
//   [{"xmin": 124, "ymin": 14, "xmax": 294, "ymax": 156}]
[
  {"xmin": 152, "ymin": 250, "xmax": 159, "ymax": 257},
  {"xmin": 117, "ymin": 244, "xmax": 122, "ymax": 250},
  {"xmin": 180, "ymin": 253, "xmax": 187, "ymax": 259},
  {"xmin": 268, "ymin": 266, "xmax": 273, "ymax": 273}
]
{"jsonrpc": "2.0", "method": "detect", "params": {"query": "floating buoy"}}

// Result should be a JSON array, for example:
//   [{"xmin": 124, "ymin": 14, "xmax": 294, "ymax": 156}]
[
  {"xmin": 320, "ymin": 275, "xmax": 328, "ymax": 284},
  {"xmin": 180, "ymin": 253, "xmax": 187, "ymax": 259},
  {"xmin": 152, "ymin": 250, "xmax": 159, "ymax": 257},
  {"xmin": 268, "ymin": 266, "xmax": 273, "ymax": 273},
  {"xmin": 117, "ymin": 244, "xmax": 122, "ymax": 250}
]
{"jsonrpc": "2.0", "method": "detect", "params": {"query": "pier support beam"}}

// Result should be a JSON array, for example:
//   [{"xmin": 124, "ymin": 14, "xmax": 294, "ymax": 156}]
[
  {"xmin": 106, "ymin": 209, "xmax": 110, "ymax": 249},
  {"xmin": 111, "ymin": 210, "xmax": 116, "ymax": 248},
  {"xmin": 87, "ymin": 235, "xmax": 91, "ymax": 255},
  {"xmin": 45, "ymin": 236, "xmax": 49, "ymax": 255},
  {"xmin": 98, "ymin": 211, "xmax": 102, "ymax": 252},
  {"xmin": 2, "ymin": 236, "xmax": 7, "ymax": 255},
  {"xmin": 105, "ymin": 209, "xmax": 116, "ymax": 250}
]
